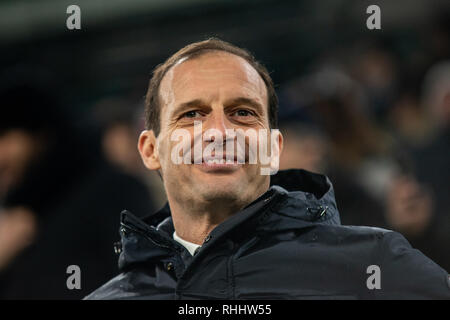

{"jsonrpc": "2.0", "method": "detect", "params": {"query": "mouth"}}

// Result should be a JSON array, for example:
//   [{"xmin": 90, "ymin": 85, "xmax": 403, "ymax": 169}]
[{"xmin": 194, "ymin": 155, "xmax": 243, "ymax": 172}]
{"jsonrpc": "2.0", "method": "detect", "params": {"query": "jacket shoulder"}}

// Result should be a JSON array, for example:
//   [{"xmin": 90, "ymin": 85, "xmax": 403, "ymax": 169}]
[
  {"xmin": 84, "ymin": 273, "xmax": 136, "ymax": 300},
  {"xmin": 310, "ymin": 225, "xmax": 449, "ymax": 298},
  {"xmin": 369, "ymin": 229, "xmax": 450, "ymax": 298},
  {"xmin": 84, "ymin": 265, "xmax": 175, "ymax": 300},
  {"xmin": 313, "ymin": 223, "xmax": 394, "ymax": 243},
  {"xmin": 334, "ymin": 224, "xmax": 392, "ymax": 235}
]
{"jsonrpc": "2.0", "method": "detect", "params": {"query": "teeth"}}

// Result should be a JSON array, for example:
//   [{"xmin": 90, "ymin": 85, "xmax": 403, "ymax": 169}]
[{"xmin": 205, "ymin": 159, "xmax": 225, "ymax": 164}]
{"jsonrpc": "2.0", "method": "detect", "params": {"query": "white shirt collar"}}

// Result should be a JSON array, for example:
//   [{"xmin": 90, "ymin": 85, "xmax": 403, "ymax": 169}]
[{"xmin": 173, "ymin": 231, "xmax": 201, "ymax": 256}]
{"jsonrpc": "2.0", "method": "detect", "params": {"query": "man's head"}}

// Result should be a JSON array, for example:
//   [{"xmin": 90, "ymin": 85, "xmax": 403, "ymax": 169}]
[
  {"xmin": 0, "ymin": 84, "xmax": 61, "ymax": 196},
  {"xmin": 144, "ymin": 38, "xmax": 279, "ymax": 137},
  {"xmin": 138, "ymin": 38, "xmax": 283, "ymax": 211}
]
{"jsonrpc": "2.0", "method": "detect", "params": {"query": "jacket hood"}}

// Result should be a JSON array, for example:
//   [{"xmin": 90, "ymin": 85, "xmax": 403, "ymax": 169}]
[
  {"xmin": 117, "ymin": 169, "xmax": 341, "ymax": 270},
  {"xmin": 268, "ymin": 168, "xmax": 341, "ymax": 226}
]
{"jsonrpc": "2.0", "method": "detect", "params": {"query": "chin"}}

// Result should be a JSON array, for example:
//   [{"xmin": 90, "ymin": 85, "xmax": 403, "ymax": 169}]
[
  {"xmin": 196, "ymin": 178, "xmax": 245, "ymax": 202},
  {"xmin": 200, "ymin": 189, "xmax": 243, "ymax": 204}
]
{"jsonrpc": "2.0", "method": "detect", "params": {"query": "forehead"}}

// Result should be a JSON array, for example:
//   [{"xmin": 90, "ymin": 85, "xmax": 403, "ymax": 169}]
[{"xmin": 159, "ymin": 51, "xmax": 268, "ymax": 111}]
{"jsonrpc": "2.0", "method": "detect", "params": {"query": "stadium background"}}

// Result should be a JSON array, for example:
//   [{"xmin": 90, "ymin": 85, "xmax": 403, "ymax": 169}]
[{"xmin": 0, "ymin": 0, "xmax": 449, "ymax": 299}]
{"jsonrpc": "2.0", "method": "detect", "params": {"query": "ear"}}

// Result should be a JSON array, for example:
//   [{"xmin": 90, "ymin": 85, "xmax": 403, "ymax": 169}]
[
  {"xmin": 278, "ymin": 130, "xmax": 284, "ymax": 158},
  {"xmin": 138, "ymin": 130, "xmax": 161, "ymax": 171}
]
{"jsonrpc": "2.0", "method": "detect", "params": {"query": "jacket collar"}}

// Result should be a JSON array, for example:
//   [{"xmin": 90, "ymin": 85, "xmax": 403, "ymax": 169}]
[{"xmin": 117, "ymin": 169, "xmax": 340, "ymax": 270}]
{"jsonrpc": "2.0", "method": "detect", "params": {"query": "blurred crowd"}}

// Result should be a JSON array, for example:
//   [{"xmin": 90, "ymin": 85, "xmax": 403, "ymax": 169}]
[
  {"xmin": 0, "ymin": 5, "xmax": 449, "ymax": 299},
  {"xmin": 278, "ymin": 34, "xmax": 450, "ymax": 273},
  {"xmin": 0, "ymin": 76, "xmax": 164, "ymax": 299}
]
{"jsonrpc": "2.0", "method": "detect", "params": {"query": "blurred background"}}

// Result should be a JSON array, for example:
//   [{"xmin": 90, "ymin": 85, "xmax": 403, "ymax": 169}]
[{"xmin": 0, "ymin": 0, "xmax": 449, "ymax": 299}]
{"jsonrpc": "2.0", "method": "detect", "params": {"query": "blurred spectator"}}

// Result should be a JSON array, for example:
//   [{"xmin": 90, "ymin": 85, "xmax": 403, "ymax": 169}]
[
  {"xmin": 405, "ymin": 61, "xmax": 450, "ymax": 271},
  {"xmin": 387, "ymin": 89, "xmax": 434, "ymax": 148},
  {"xmin": 281, "ymin": 67, "xmax": 396, "ymax": 199},
  {"xmin": 278, "ymin": 68, "xmax": 389, "ymax": 227},
  {"xmin": 0, "ymin": 80, "xmax": 154, "ymax": 299},
  {"xmin": 278, "ymin": 122, "xmax": 328, "ymax": 174},
  {"xmin": 421, "ymin": 61, "xmax": 450, "ymax": 129},
  {"xmin": 92, "ymin": 97, "xmax": 167, "ymax": 209},
  {"xmin": 385, "ymin": 174, "xmax": 433, "ymax": 237},
  {"xmin": 351, "ymin": 46, "xmax": 399, "ymax": 122},
  {"xmin": 278, "ymin": 66, "xmax": 449, "ymax": 271},
  {"xmin": 94, "ymin": 98, "xmax": 144, "ymax": 175},
  {"xmin": 277, "ymin": 117, "xmax": 386, "ymax": 228}
]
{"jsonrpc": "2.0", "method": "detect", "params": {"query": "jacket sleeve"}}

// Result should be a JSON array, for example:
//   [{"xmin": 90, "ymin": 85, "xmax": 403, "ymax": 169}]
[{"xmin": 376, "ymin": 231, "xmax": 450, "ymax": 299}]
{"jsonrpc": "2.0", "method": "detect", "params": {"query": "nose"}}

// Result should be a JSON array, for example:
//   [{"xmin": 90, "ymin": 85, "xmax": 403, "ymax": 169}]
[{"xmin": 202, "ymin": 108, "xmax": 232, "ymax": 142}]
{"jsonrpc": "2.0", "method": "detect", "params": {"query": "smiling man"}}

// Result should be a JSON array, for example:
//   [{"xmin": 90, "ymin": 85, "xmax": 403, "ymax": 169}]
[
  {"xmin": 86, "ymin": 38, "xmax": 450, "ymax": 300},
  {"xmin": 139, "ymin": 45, "xmax": 281, "ymax": 247}
]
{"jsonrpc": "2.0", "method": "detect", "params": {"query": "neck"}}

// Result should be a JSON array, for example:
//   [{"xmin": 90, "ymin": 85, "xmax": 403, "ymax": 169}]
[
  {"xmin": 168, "ymin": 188, "xmax": 268, "ymax": 245},
  {"xmin": 168, "ymin": 198, "xmax": 241, "ymax": 245}
]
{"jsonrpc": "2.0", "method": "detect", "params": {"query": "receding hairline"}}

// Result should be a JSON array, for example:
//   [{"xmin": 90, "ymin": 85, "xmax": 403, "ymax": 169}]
[
  {"xmin": 158, "ymin": 49, "xmax": 270, "ymax": 114},
  {"xmin": 145, "ymin": 39, "xmax": 279, "ymax": 137}
]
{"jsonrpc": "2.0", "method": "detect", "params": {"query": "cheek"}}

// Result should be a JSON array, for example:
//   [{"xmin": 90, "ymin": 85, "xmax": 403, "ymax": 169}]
[
  {"xmin": 158, "ymin": 138, "xmax": 189, "ymax": 174},
  {"xmin": 158, "ymin": 145, "xmax": 172, "ymax": 171},
  {"xmin": 154, "ymin": 134, "xmax": 169, "ymax": 167}
]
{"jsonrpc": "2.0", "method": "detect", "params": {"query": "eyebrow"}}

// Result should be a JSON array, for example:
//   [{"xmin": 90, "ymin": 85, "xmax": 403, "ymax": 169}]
[
  {"xmin": 173, "ymin": 97, "xmax": 265, "ymax": 117},
  {"xmin": 178, "ymin": 99, "xmax": 208, "ymax": 110}
]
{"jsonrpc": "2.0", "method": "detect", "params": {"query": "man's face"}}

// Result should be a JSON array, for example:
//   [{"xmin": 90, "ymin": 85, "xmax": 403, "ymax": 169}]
[{"xmin": 145, "ymin": 51, "xmax": 277, "ymax": 208}]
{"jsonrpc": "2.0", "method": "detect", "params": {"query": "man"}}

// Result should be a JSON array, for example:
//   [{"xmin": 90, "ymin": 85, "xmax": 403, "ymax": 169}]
[{"xmin": 86, "ymin": 38, "xmax": 450, "ymax": 299}]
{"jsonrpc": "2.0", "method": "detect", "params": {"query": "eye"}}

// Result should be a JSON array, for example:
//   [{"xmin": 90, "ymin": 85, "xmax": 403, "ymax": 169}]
[
  {"xmin": 182, "ymin": 110, "xmax": 202, "ymax": 118},
  {"xmin": 233, "ymin": 109, "xmax": 254, "ymax": 117}
]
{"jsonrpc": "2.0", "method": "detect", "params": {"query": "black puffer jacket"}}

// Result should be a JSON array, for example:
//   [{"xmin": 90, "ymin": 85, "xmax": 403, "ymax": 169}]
[{"xmin": 85, "ymin": 170, "xmax": 450, "ymax": 299}]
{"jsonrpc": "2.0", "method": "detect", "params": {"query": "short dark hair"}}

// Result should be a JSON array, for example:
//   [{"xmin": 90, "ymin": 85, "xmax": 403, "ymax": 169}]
[{"xmin": 145, "ymin": 38, "xmax": 278, "ymax": 136}]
